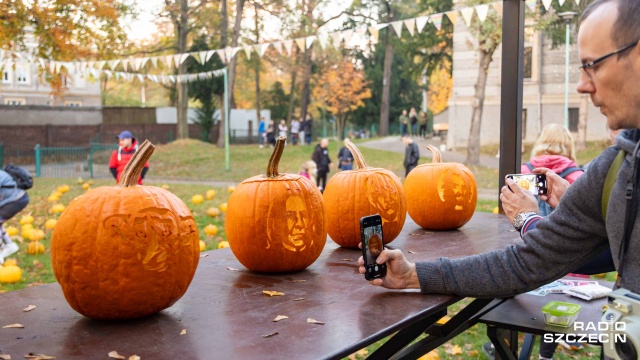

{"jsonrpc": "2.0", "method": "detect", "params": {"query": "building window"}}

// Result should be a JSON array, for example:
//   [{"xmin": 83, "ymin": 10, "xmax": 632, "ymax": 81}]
[
  {"xmin": 569, "ymin": 108, "xmax": 579, "ymax": 132},
  {"xmin": 16, "ymin": 63, "xmax": 30, "ymax": 85},
  {"xmin": 4, "ymin": 98, "xmax": 26, "ymax": 105},
  {"xmin": 64, "ymin": 101, "xmax": 82, "ymax": 107},
  {"xmin": 523, "ymin": 47, "xmax": 533, "ymax": 80},
  {"xmin": 2, "ymin": 67, "xmax": 12, "ymax": 84}
]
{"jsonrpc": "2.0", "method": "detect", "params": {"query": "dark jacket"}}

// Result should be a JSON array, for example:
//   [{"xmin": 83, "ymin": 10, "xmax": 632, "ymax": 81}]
[
  {"xmin": 404, "ymin": 142, "xmax": 420, "ymax": 168},
  {"xmin": 312, "ymin": 144, "xmax": 332, "ymax": 172},
  {"xmin": 338, "ymin": 147, "xmax": 354, "ymax": 164}
]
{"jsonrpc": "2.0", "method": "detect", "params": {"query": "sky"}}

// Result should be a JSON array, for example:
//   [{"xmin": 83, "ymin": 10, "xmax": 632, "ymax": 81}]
[{"xmin": 125, "ymin": 0, "xmax": 351, "ymax": 43}]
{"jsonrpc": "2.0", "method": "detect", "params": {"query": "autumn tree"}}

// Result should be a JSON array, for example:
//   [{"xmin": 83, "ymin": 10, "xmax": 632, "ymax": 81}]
[
  {"xmin": 428, "ymin": 60, "xmax": 452, "ymax": 115},
  {"xmin": 312, "ymin": 58, "xmax": 372, "ymax": 139}
]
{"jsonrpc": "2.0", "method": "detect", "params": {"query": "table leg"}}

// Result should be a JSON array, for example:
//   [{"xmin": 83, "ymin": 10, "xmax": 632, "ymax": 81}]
[
  {"xmin": 519, "ymin": 333, "xmax": 536, "ymax": 360},
  {"xmin": 487, "ymin": 326, "xmax": 518, "ymax": 360}
]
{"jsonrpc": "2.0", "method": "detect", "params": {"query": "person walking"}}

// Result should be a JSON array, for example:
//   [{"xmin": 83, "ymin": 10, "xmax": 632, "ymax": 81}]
[
  {"xmin": 402, "ymin": 135, "xmax": 420, "ymax": 177},
  {"xmin": 266, "ymin": 120, "xmax": 276, "ymax": 147},
  {"xmin": 109, "ymin": 131, "xmax": 149, "ymax": 185},
  {"xmin": 304, "ymin": 114, "xmax": 313, "ymax": 145},
  {"xmin": 299, "ymin": 116, "xmax": 306, "ymax": 146},
  {"xmin": 258, "ymin": 116, "xmax": 266, "ymax": 148},
  {"xmin": 311, "ymin": 138, "xmax": 332, "ymax": 192},
  {"xmin": 278, "ymin": 119, "xmax": 288, "ymax": 145},
  {"xmin": 399, "ymin": 110, "xmax": 409, "ymax": 136}
]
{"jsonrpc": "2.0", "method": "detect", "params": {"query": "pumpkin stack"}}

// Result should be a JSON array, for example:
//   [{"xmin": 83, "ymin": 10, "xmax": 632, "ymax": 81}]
[
  {"xmin": 51, "ymin": 140, "xmax": 200, "ymax": 320},
  {"xmin": 226, "ymin": 136, "xmax": 326, "ymax": 272},
  {"xmin": 404, "ymin": 145, "xmax": 477, "ymax": 230},
  {"xmin": 323, "ymin": 140, "xmax": 406, "ymax": 248}
]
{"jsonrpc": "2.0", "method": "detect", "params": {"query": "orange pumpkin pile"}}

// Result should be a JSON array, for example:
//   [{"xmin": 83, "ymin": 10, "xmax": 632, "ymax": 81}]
[
  {"xmin": 404, "ymin": 145, "xmax": 477, "ymax": 230},
  {"xmin": 226, "ymin": 136, "xmax": 326, "ymax": 272},
  {"xmin": 323, "ymin": 140, "xmax": 406, "ymax": 248},
  {"xmin": 51, "ymin": 140, "xmax": 200, "ymax": 320}
]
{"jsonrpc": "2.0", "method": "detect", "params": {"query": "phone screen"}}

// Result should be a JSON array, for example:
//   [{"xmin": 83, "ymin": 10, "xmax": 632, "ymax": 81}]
[
  {"xmin": 507, "ymin": 174, "xmax": 547, "ymax": 195},
  {"xmin": 361, "ymin": 215, "xmax": 386, "ymax": 280}
]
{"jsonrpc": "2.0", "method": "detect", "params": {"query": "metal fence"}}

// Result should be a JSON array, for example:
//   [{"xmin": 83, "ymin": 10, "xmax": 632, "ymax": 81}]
[{"xmin": 32, "ymin": 143, "xmax": 117, "ymax": 179}]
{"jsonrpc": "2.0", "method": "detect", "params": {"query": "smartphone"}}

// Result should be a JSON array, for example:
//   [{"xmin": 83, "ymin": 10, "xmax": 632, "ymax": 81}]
[
  {"xmin": 506, "ymin": 174, "xmax": 548, "ymax": 195},
  {"xmin": 360, "ymin": 215, "xmax": 386, "ymax": 280}
]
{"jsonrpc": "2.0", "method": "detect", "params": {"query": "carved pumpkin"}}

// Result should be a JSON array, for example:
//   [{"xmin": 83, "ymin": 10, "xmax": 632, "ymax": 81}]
[
  {"xmin": 51, "ymin": 140, "xmax": 200, "ymax": 320},
  {"xmin": 0, "ymin": 264, "xmax": 22, "ymax": 283},
  {"xmin": 323, "ymin": 140, "xmax": 406, "ymax": 248},
  {"xmin": 27, "ymin": 241, "xmax": 45, "ymax": 255},
  {"xmin": 226, "ymin": 136, "xmax": 326, "ymax": 272},
  {"xmin": 404, "ymin": 145, "xmax": 477, "ymax": 230}
]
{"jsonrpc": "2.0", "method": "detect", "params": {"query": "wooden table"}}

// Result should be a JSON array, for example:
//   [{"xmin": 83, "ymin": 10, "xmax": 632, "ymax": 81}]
[
  {"xmin": 479, "ymin": 279, "xmax": 613, "ymax": 360},
  {"xmin": 0, "ymin": 212, "xmax": 519, "ymax": 360}
]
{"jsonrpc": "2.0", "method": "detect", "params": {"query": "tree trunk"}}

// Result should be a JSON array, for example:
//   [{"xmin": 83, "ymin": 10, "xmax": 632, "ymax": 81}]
[
  {"xmin": 577, "ymin": 94, "xmax": 588, "ymax": 150},
  {"xmin": 227, "ymin": 0, "xmax": 244, "ymax": 110},
  {"xmin": 254, "ymin": 6, "xmax": 261, "ymax": 131},
  {"xmin": 287, "ymin": 48, "xmax": 298, "ymax": 122},
  {"xmin": 299, "ymin": 48, "xmax": 312, "ymax": 122},
  {"xmin": 379, "ymin": 29, "xmax": 394, "ymax": 136},
  {"xmin": 176, "ymin": 0, "xmax": 190, "ymax": 140},
  {"xmin": 337, "ymin": 113, "xmax": 347, "ymax": 140},
  {"xmin": 465, "ymin": 49, "xmax": 494, "ymax": 165},
  {"xmin": 217, "ymin": 0, "xmax": 228, "ymax": 147}
]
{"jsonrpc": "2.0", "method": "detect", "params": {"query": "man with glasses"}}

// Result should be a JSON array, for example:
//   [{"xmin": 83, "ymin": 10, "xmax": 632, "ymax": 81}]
[{"xmin": 359, "ymin": 0, "xmax": 640, "ymax": 321}]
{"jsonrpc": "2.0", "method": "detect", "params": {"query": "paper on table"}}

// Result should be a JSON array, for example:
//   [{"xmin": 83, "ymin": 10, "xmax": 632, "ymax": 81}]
[
  {"xmin": 526, "ymin": 280, "xmax": 600, "ymax": 296},
  {"xmin": 564, "ymin": 283, "xmax": 612, "ymax": 301}
]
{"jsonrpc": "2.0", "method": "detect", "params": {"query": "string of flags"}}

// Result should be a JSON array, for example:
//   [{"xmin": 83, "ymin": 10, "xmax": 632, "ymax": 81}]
[{"xmin": 0, "ymin": 0, "xmax": 581, "ymax": 82}]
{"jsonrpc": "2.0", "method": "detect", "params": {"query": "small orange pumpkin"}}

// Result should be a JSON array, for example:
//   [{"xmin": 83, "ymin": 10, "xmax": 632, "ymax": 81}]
[
  {"xmin": 404, "ymin": 145, "xmax": 477, "ymax": 230},
  {"xmin": 226, "ymin": 136, "xmax": 326, "ymax": 272},
  {"xmin": 323, "ymin": 140, "xmax": 406, "ymax": 248},
  {"xmin": 51, "ymin": 140, "xmax": 200, "ymax": 320}
]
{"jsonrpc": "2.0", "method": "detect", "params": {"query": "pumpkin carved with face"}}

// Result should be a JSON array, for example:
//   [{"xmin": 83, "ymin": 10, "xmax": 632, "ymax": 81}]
[
  {"xmin": 51, "ymin": 141, "xmax": 200, "ymax": 320},
  {"xmin": 226, "ymin": 136, "xmax": 326, "ymax": 272}
]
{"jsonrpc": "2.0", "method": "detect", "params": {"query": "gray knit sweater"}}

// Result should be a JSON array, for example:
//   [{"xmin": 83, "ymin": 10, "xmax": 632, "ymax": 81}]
[{"xmin": 416, "ymin": 129, "xmax": 640, "ymax": 298}]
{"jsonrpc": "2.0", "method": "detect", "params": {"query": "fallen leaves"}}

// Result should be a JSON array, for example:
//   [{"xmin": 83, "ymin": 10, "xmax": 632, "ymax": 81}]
[
  {"xmin": 200, "ymin": 254, "xmax": 209, "ymax": 258},
  {"xmin": 180, "ymin": 329, "xmax": 187, "ymax": 335},
  {"xmin": 22, "ymin": 305, "xmax": 36, "ymax": 312},
  {"xmin": 226, "ymin": 267, "xmax": 238, "ymax": 271},
  {"xmin": 263, "ymin": 290, "xmax": 284, "ymax": 297},
  {"xmin": 290, "ymin": 279, "xmax": 306, "ymax": 283},
  {"xmin": 436, "ymin": 315, "xmax": 451, "ymax": 325},
  {"xmin": 272, "ymin": 315, "xmax": 289, "ymax": 322},
  {"xmin": 307, "ymin": 318, "xmax": 325, "ymax": 325},
  {"xmin": 417, "ymin": 350, "xmax": 440, "ymax": 360},
  {"xmin": 129, "ymin": 356, "xmax": 140, "ymax": 360},
  {"xmin": 108, "ymin": 351, "xmax": 125, "ymax": 359},
  {"xmin": 262, "ymin": 332, "xmax": 278, "ymax": 338},
  {"xmin": 293, "ymin": 298, "xmax": 305, "ymax": 301},
  {"xmin": 347, "ymin": 349, "xmax": 369, "ymax": 360},
  {"xmin": 0, "ymin": 354, "xmax": 10, "ymax": 360},
  {"xmin": 3, "ymin": 324, "xmax": 24, "ymax": 328},
  {"xmin": 408, "ymin": 250, "xmax": 417, "ymax": 254},
  {"xmin": 444, "ymin": 344, "xmax": 462, "ymax": 356},
  {"xmin": 341, "ymin": 259, "xmax": 353, "ymax": 261}
]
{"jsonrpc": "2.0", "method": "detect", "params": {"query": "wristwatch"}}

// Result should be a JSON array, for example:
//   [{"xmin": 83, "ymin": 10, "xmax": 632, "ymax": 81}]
[{"xmin": 513, "ymin": 212, "xmax": 539, "ymax": 231}]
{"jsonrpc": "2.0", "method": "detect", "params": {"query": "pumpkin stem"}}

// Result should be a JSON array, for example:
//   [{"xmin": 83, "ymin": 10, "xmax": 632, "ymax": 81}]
[
  {"xmin": 345, "ymin": 139, "xmax": 368, "ymax": 169},
  {"xmin": 267, "ymin": 136, "xmax": 287, "ymax": 177},
  {"xmin": 426, "ymin": 145, "xmax": 442, "ymax": 164},
  {"xmin": 118, "ymin": 140, "xmax": 155, "ymax": 187}
]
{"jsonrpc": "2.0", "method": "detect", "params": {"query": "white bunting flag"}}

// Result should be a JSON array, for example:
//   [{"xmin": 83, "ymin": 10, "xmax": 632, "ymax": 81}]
[
  {"xmin": 542, "ymin": 0, "xmax": 553, "ymax": 11},
  {"xmin": 121, "ymin": 58, "xmax": 130, "ymax": 71},
  {"xmin": 140, "ymin": 57, "xmax": 149, "ymax": 69},
  {"xmin": 294, "ymin": 37, "xmax": 306, "ymax": 51},
  {"xmin": 431, "ymin": 13, "xmax": 443, "ymax": 31},
  {"xmin": 331, "ymin": 32, "xmax": 342, "ymax": 46},
  {"xmin": 272, "ymin": 41, "xmax": 283, "ymax": 54},
  {"xmin": 137, "ymin": 74, "xmax": 144, "ymax": 83},
  {"xmin": 559, "ymin": 0, "xmax": 566, "ymax": 5},
  {"xmin": 305, "ymin": 36, "xmax": 316, "ymax": 49},
  {"xmin": 216, "ymin": 49, "xmax": 226, "ymax": 63},
  {"xmin": 416, "ymin": 16, "xmax": 430, "ymax": 33},
  {"xmin": 150, "ymin": 57, "xmax": 158, "ymax": 68},
  {"xmin": 164, "ymin": 55, "xmax": 173, "ymax": 68},
  {"xmin": 260, "ymin": 43, "xmax": 271, "ymax": 56},
  {"xmin": 368, "ymin": 26, "xmax": 379, "ymax": 43},
  {"xmin": 342, "ymin": 29, "xmax": 354, "ymax": 46},
  {"xmin": 55, "ymin": 62, "xmax": 62, "ymax": 73},
  {"xmin": 224, "ymin": 47, "xmax": 235, "ymax": 61},
  {"xmin": 404, "ymin": 19, "xmax": 416, "ymax": 37},
  {"xmin": 169, "ymin": 75, "xmax": 176, "ymax": 83},
  {"xmin": 87, "ymin": 61, "xmax": 95, "ymax": 69},
  {"xmin": 80, "ymin": 62, "xmax": 87, "ymax": 71},
  {"xmin": 173, "ymin": 54, "xmax": 182, "ymax": 68},
  {"xmin": 98, "ymin": 60, "xmax": 107, "ymax": 69},
  {"xmin": 318, "ymin": 33, "xmax": 329, "ymax": 49},
  {"xmin": 461, "ymin": 7, "xmax": 475, "ymax": 26},
  {"xmin": 198, "ymin": 51, "xmax": 208, "ymax": 64},
  {"xmin": 180, "ymin": 53, "xmax": 190, "ymax": 65},
  {"xmin": 476, "ymin": 4, "xmax": 489, "ymax": 23},
  {"xmin": 0, "ymin": 50, "xmax": 4, "ymax": 59},
  {"xmin": 89, "ymin": 68, "xmax": 99, "ymax": 79},
  {"xmin": 575, "ymin": 0, "xmax": 580, "ymax": 4},
  {"xmin": 105, "ymin": 70, "xmax": 112, "ymax": 79},
  {"xmin": 445, "ymin": 11, "xmax": 457, "ymax": 25},
  {"xmin": 205, "ymin": 50, "xmax": 216, "ymax": 62},
  {"xmin": 283, "ymin": 40, "xmax": 293, "ymax": 55},
  {"xmin": 391, "ymin": 21, "xmax": 403, "ymax": 38},
  {"xmin": 243, "ymin": 45, "xmax": 252, "ymax": 59},
  {"xmin": 108, "ymin": 59, "xmax": 120, "ymax": 70}
]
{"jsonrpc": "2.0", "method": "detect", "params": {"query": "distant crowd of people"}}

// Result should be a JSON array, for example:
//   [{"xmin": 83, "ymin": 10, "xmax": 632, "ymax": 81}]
[
  {"xmin": 399, "ymin": 107, "xmax": 433, "ymax": 139},
  {"xmin": 258, "ymin": 115, "xmax": 313, "ymax": 148}
]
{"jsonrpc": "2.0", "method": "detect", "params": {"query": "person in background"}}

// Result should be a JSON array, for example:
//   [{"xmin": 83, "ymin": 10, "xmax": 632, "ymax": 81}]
[
  {"xmin": 0, "ymin": 169, "xmax": 29, "ymax": 264},
  {"xmin": 399, "ymin": 110, "xmax": 409, "ymax": 137},
  {"xmin": 258, "ymin": 116, "xmax": 266, "ymax": 149},
  {"xmin": 304, "ymin": 114, "xmax": 313, "ymax": 145},
  {"xmin": 299, "ymin": 116, "xmax": 306, "ymax": 146},
  {"xmin": 266, "ymin": 120, "xmax": 276, "ymax": 147},
  {"xmin": 299, "ymin": 160, "xmax": 318, "ymax": 185},
  {"xmin": 418, "ymin": 111, "xmax": 428, "ymax": 139},
  {"xmin": 311, "ymin": 138, "xmax": 332, "ymax": 192},
  {"xmin": 409, "ymin": 107, "xmax": 418, "ymax": 137},
  {"xmin": 291, "ymin": 118, "xmax": 301, "ymax": 146},
  {"xmin": 402, "ymin": 135, "xmax": 419, "ymax": 177},
  {"xmin": 337, "ymin": 138, "xmax": 354, "ymax": 171},
  {"xmin": 278, "ymin": 119, "xmax": 288, "ymax": 144},
  {"xmin": 109, "ymin": 131, "xmax": 149, "ymax": 185}
]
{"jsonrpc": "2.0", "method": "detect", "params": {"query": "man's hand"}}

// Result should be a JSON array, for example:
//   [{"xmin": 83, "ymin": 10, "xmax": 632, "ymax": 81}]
[
  {"xmin": 533, "ymin": 167, "xmax": 570, "ymax": 208},
  {"xmin": 358, "ymin": 248, "xmax": 420, "ymax": 289},
  {"xmin": 500, "ymin": 178, "xmax": 539, "ymax": 223}
]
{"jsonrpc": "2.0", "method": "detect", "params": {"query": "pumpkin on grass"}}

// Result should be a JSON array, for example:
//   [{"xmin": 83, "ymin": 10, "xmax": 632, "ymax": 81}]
[
  {"xmin": 404, "ymin": 145, "xmax": 477, "ymax": 230},
  {"xmin": 27, "ymin": 241, "xmax": 45, "ymax": 255},
  {"xmin": 323, "ymin": 140, "xmax": 406, "ymax": 248},
  {"xmin": 51, "ymin": 140, "xmax": 200, "ymax": 320},
  {"xmin": 0, "ymin": 263, "xmax": 22, "ymax": 283},
  {"xmin": 226, "ymin": 136, "xmax": 326, "ymax": 272}
]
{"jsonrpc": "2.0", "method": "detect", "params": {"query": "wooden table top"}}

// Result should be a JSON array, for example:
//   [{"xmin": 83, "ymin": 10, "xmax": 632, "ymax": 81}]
[{"xmin": 0, "ymin": 212, "xmax": 518, "ymax": 360}]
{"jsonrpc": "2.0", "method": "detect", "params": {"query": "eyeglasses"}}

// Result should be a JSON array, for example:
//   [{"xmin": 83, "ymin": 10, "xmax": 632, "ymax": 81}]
[{"xmin": 578, "ymin": 40, "xmax": 639, "ymax": 80}]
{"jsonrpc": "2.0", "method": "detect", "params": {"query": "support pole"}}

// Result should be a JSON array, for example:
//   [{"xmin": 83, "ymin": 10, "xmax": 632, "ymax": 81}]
[{"xmin": 224, "ymin": 68, "xmax": 230, "ymax": 171}]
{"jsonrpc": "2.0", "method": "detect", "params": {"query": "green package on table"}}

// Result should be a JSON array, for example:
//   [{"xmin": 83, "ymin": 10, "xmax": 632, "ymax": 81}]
[{"xmin": 541, "ymin": 301, "xmax": 582, "ymax": 327}]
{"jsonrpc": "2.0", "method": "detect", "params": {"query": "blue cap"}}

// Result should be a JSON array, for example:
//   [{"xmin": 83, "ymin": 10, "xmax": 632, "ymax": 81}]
[{"xmin": 116, "ymin": 131, "xmax": 133, "ymax": 139}]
